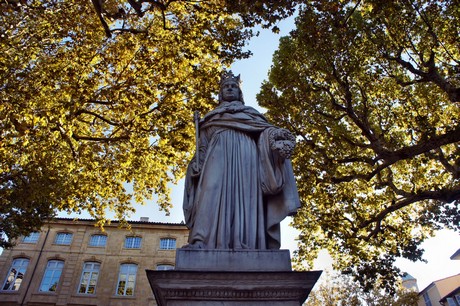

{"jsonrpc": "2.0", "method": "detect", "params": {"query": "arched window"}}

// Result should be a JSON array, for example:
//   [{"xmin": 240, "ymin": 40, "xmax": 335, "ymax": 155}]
[
  {"xmin": 88, "ymin": 234, "xmax": 107, "ymax": 247},
  {"xmin": 116, "ymin": 263, "xmax": 138, "ymax": 296},
  {"xmin": 78, "ymin": 262, "xmax": 100, "ymax": 294},
  {"xmin": 2, "ymin": 258, "xmax": 29, "ymax": 291},
  {"xmin": 39, "ymin": 260, "xmax": 64, "ymax": 292}
]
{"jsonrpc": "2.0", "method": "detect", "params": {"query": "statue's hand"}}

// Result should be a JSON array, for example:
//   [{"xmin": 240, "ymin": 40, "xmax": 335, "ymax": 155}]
[{"xmin": 269, "ymin": 128, "xmax": 296, "ymax": 159}]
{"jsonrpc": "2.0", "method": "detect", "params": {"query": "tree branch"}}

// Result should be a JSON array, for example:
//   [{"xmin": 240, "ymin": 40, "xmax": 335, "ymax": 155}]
[
  {"xmin": 342, "ymin": 0, "xmax": 362, "ymax": 27},
  {"xmin": 375, "ymin": 124, "xmax": 460, "ymax": 163},
  {"xmin": 86, "ymin": 100, "xmax": 114, "ymax": 105},
  {"xmin": 384, "ymin": 51, "xmax": 460, "ymax": 102},
  {"xmin": 75, "ymin": 109, "xmax": 121, "ymax": 126},
  {"xmin": 111, "ymin": 28, "xmax": 148, "ymax": 35},
  {"xmin": 53, "ymin": 124, "xmax": 77, "ymax": 160},
  {"xmin": 90, "ymin": 0, "xmax": 112, "ymax": 38},
  {"xmin": 427, "ymin": 147, "xmax": 460, "ymax": 179},
  {"xmin": 72, "ymin": 134, "xmax": 128, "ymax": 142},
  {"xmin": 359, "ymin": 185, "xmax": 460, "ymax": 232},
  {"xmin": 332, "ymin": 124, "xmax": 460, "ymax": 183}
]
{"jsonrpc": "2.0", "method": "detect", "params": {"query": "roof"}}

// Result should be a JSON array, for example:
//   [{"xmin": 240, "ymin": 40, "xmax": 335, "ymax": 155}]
[
  {"xmin": 440, "ymin": 286, "xmax": 460, "ymax": 303},
  {"xmin": 418, "ymin": 273, "xmax": 460, "ymax": 296},
  {"xmin": 51, "ymin": 217, "xmax": 187, "ymax": 227},
  {"xmin": 450, "ymin": 248, "xmax": 460, "ymax": 260},
  {"xmin": 402, "ymin": 272, "xmax": 417, "ymax": 281}
]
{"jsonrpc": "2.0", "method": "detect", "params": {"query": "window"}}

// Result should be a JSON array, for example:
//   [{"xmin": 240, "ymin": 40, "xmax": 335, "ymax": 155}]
[
  {"xmin": 23, "ymin": 232, "xmax": 40, "ymax": 243},
  {"xmin": 78, "ymin": 262, "xmax": 100, "ymax": 294},
  {"xmin": 54, "ymin": 233, "xmax": 73, "ymax": 245},
  {"xmin": 89, "ymin": 234, "xmax": 107, "ymax": 247},
  {"xmin": 2, "ymin": 258, "xmax": 29, "ymax": 291},
  {"xmin": 39, "ymin": 260, "xmax": 64, "ymax": 292},
  {"xmin": 116, "ymin": 264, "xmax": 137, "ymax": 296},
  {"xmin": 124, "ymin": 237, "xmax": 141, "ymax": 249},
  {"xmin": 423, "ymin": 292, "xmax": 432, "ymax": 306},
  {"xmin": 160, "ymin": 238, "xmax": 176, "ymax": 250},
  {"xmin": 156, "ymin": 264, "xmax": 174, "ymax": 271},
  {"xmin": 447, "ymin": 297, "xmax": 459, "ymax": 306}
]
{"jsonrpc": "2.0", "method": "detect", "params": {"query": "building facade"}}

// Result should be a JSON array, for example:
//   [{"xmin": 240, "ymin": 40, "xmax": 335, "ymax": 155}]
[
  {"xmin": 418, "ymin": 248, "xmax": 460, "ymax": 306},
  {"xmin": 418, "ymin": 274, "xmax": 460, "ymax": 306},
  {"xmin": 0, "ymin": 218, "xmax": 188, "ymax": 306}
]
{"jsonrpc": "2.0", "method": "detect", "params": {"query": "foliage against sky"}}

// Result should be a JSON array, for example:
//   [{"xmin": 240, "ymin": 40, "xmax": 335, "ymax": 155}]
[
  {"xmin": 0, "ymin": 0, "xmax": 298, "ymax": 247},
  {"xmin": 304, "ymin": 271, "xmax": 418, "ymax": 306},
  {"xmin": 2, "ymin": 0, "xmax": 458, "ymax": 294},
  {"xmin": 257, "ymin": 0, "xmax": 459, "ymax": 291}
]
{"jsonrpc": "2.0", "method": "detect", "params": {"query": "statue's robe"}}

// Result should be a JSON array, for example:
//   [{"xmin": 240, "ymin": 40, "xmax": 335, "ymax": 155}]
[{"xmin": 183, "ymin": 100, "xmax": 300, "ymax": 249}]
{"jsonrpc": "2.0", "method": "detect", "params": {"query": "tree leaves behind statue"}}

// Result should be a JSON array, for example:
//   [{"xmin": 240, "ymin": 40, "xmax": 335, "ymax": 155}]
[
  {"xmin": 0, "ymin": 0, "xmax": 298, "ymax": 248},
  {"xmin": 304, "ymin": 272, "xmax": 419, "ymax": 306},
  {"xmin": 257, "ymin": 0, "xmax": 459, "ymax": 292}
]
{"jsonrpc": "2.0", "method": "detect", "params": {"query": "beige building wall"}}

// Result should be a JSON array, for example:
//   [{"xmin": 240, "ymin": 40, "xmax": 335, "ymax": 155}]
[
  {"xmin": 0, "ymin": 218, "xmax": 189, "ymax": 306},
  {"xmin": 418, "ymin": 274, "xmax": 460, "ymax": 306}
]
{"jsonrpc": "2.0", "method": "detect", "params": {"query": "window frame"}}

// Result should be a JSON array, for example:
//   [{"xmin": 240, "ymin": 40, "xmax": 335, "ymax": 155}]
[
  {"xmin": 124, "ymin": 236, "xmax": 142, "ymax": 249},
  {"xmin": 116, "ymin": 263, "xmax": 138, "ymax": 296},
  {"xmin": 77, "ymin": 262, "xmax": 101, "ymax": 295},
  {"xmin": 423, "ymin": 292, "xmax": 433, "ymax": 306},
  {"xmin": 1, "ymin": 258, "xmax": 30, "ymax": 291},
  {"xmin": 159, "ymin": 238, "xmax": 176, "ymax": 250},
  {"xmin": 54, "ymin": 232, "xmax": 73, "ymax": 245},
  {"xmin": 22, "ymin": 232, "xmax": 40, "ymax": 244},
  {"xmin": 39, "ymin": 260, "xmax": 64, "ymax": 293},
  {"xmin": 88, "ymin": 234, "xmax": 107, "ymax": 247}
]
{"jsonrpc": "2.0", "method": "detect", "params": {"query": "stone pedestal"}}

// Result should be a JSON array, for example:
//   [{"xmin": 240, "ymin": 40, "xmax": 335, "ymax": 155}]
[
  {"xmin": 175, "ymin": 249, "xmax": 293, "ymax": 271},
  {"xmin": 146, "ymin": 249, "xmax": 322, "ymax": 306}
]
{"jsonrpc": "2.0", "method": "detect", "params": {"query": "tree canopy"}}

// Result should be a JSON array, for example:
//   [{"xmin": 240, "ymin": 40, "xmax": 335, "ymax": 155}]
[
  {"xmin": 304, "ymin": 272, "xmax": 418, "ymax": 306},
  {"xmin": 0, "ymin": 0, "xmax": 300, "ymax": 248},
  {"xmin": 257, "ymin": 0, "xmax": 459, "ymax": 292}
]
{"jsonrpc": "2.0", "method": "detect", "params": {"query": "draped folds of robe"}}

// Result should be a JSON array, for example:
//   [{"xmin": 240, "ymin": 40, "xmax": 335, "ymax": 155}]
[{"xmin": 183, "ymin": 100, "xmax": 300, "ymax": 249}]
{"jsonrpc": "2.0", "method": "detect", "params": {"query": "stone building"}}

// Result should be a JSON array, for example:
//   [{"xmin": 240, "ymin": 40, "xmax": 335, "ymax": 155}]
[{"xmin": 0, "ymin": 217, "xmax": 188, "ymax": 306}]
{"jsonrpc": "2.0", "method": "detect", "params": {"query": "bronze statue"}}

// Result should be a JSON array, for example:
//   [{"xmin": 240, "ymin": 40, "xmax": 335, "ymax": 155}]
[{"xmin": 183, "ymin": 71, "xmax": 300, "ymax": 250}]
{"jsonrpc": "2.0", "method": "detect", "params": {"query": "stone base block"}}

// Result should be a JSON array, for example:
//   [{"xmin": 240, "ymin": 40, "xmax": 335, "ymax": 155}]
[
  {"xmin": 175, "ymin": 249, "xmax": 292, "ymax": 271},
  {"xmin": 146, "ymin": 270, "xmax": 322, "ymax": 306}
]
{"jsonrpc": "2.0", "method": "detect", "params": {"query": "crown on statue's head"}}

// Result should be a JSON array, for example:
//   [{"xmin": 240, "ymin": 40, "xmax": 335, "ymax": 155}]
[{"xmin": 220, "ymin": 71, "xmax": 242, "ymax": 87}]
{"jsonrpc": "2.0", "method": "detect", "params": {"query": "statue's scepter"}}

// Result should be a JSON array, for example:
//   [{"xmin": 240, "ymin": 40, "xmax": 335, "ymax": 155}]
[{"xmin": 194, "ymin": 110, "xmax": 200, "ymax": 170}]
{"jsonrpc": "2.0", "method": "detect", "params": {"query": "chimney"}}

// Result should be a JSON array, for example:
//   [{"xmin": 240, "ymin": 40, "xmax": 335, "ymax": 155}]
[{"xmin": 140, "ymin": 217, "xmax": 149, "ymax": 222}]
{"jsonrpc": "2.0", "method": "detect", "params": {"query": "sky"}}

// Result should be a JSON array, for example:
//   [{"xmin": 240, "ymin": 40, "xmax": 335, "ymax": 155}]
[{"xmin": 57, "ymin": 15, "xmax": 460, "ymax": 292}]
